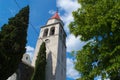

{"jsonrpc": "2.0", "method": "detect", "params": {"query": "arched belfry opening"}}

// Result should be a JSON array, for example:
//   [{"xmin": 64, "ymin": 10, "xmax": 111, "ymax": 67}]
[
  {"xmin": 43, "ymin": 28, "xmax": 48, "ymax": 37},
  {"xmin": 50, "ymin": 27, "xmax": 55, "ymax": 35}
]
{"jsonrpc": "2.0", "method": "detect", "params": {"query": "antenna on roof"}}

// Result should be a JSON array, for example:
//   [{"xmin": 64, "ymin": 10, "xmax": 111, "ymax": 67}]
[{"xmin": 56, "ymin": 7, "xmax": 59, "ymax": 13}]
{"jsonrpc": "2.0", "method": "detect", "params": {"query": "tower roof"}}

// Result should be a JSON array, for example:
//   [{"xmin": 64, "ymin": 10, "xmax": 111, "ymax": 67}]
[{"xmin": 51, "ymin": 11, "xmax": 60, "ymax": 20}]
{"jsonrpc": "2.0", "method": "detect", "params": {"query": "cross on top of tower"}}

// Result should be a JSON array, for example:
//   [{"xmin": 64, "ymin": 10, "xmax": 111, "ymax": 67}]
[{"xmin": 51, "ymin": 11, "xmax": 60, "ymax": 20}]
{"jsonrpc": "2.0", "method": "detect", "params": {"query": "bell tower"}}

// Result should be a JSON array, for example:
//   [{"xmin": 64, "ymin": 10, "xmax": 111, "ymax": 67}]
[{"xmin": 32, "ymin": 11, "xmax": 66, "ymax": 80}]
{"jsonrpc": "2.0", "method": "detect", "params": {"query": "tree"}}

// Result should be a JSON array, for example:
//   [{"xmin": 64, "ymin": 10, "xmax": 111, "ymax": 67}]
[
  {"xmin": 69, "ymin": 0, "xmax": 120, "ymax": 79},
  {"xmin": 0, "ymin": 6, "xmax": 29, "ymax": 80},
  {"xmin": 31, "ymin": 42, "xmax": 46, "ymax": 80}
]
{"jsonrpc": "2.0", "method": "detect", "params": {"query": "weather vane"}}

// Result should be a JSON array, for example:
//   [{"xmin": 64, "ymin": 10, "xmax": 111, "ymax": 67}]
[{"xmin": 56, "ymin": 7, "xmax": 59, "ymax": 13}]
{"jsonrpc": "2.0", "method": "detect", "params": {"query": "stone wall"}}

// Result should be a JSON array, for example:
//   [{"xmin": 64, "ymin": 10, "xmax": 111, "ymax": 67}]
[{"xmin": 8, "ymin": 61, "xmax": 34, "ymax": 80}]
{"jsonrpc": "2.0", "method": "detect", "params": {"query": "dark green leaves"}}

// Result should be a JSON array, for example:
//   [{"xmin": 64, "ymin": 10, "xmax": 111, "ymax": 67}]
[
  {"xmin": 69, "ymin": 0, "xmax": 120, "ymax": 79},
  {"xmin": 0, "ymin": 6, "xmax": 29, "ymax": 80},
  {"xmin": 31, "ymin": 42, "xmax": 46, "ymax": 80}
]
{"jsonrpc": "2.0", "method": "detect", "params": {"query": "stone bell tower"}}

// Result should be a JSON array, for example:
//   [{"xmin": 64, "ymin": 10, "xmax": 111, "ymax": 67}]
[{"xmin": 32, "ymin": 11, "xmax": 66, "ymax": 80}]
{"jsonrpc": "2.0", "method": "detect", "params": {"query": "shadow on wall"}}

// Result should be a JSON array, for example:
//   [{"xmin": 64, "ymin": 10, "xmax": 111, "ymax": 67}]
[
  {"xmin": 55, "ymin": 39, "xmax": 66, "ymax": 80},
  {"xmin": 46, "ymin": 51, "xmax": 53, "ymax": 80},
  {"xmin": 7, "ymin": 61, "xmax": 34, "ymax": 80}
]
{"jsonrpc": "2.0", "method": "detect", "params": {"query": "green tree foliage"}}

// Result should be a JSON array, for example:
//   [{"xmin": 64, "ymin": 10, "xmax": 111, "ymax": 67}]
[
  {"xmin": 69, "ymin": 0, "xmax": 120, "ymax": 79},
  {"xmin": 0, "ymin": 6, "xmax": 29, "ymax": 80},
  {"xmin": 31, "ymin": 42, "xmax": 46, "ymax": 80}
]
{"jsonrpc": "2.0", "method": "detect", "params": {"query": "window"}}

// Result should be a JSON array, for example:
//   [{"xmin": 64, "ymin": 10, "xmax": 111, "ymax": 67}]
[
  {"xmin": 26, "ymin": 57, "xmax": 28, "ymax": 60},
  {"xmin": 50, "ymin": 27, "xmax": 55, "ymax": 35},
  {"xmin": 45, "ymin": 39, "xmax": 50, "ymax": 43},
  {"xmin": 43, "ymin": 28, "xmax": 48, "ymax": 37}
]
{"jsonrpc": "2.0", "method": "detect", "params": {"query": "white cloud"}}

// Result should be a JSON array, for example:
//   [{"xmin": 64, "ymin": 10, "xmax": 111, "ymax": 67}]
[
  {"xmin": 48, "ymin": 10, "xmax": 56, "ymax": 15},
  {"xmin": 57, "ymin": 0, "xmax": 80, "ymax": 33},
  {"xmin": 56, "ymin": 0, "xmax": 84, "ymax": 52},
  {"xmin": 67, "ymin": 58, "xmax": 80, "ymax": 79},
  {"xmin": 57, "ymin": 0, "xmax": 80, "ymax": 13},
  {"xmin": 25, "ymin": 46, "xmax": 34, "ymax": 60},
  {"xmin": 66, "ymin": 34, "xmax": 86, "ymax": 52}
]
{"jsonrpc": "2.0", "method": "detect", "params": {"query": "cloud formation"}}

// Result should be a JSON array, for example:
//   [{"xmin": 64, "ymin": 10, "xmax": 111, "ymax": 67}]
[
  {"xmin": 56, "ymin": 0, "xmax": 84, "ymax": 52},
  {"xmin": 66, "ymin": 34, "xmax": 86, "ymax": 52},
  {"xmin": 57, "ymin": 0, "xmax": 80, "ymax": 33},
  {"xmin": 67, "ymin": 58, "xmax": 80, "ymax": 79}
]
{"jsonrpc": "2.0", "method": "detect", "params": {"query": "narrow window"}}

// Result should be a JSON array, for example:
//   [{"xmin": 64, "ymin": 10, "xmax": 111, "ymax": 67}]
[
  {"xmin": 43, "ymin": 28, "xmax": 48, "ymax": 37},
  {"xmin": 50, "ymin": 27, "xmax": 55, "ymax": 35},
  {"xmin": 26, "ymin": 57, "xmax": 28, "ymax": 60}
]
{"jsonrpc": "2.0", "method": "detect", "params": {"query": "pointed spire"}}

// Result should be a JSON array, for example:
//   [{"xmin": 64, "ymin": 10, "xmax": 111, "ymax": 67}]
[{"xmin": 51, "ymin": 11, "xmax": 60, "ymax": 20}]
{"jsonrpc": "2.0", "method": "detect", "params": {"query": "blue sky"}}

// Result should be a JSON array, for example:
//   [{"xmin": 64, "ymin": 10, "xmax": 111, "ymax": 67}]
[{"xmin": 0, "ymin": 0, "xmax": 86, "ymax": 80}]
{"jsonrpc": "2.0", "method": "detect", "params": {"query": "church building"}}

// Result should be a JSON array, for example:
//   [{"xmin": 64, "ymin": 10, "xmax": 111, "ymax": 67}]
[{"xmin": 32, "ymin": 11, "xmax": 66, "ymax": 80}]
